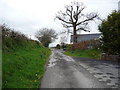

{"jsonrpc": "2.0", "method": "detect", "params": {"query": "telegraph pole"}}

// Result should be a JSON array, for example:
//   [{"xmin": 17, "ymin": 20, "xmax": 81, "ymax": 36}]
[{"xmin": 118, "ymin": 1, "xmax": 120, "ymax": 13}]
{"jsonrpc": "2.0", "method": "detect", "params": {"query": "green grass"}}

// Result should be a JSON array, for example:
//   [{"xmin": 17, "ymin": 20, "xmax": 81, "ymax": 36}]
[
  {"xmin": 0, "ymin": 49, "xmax": 2, "ymax": 89},
  {"xmin": 64, "ymin": 49, "xmax": 101, "ymax": 59},
  {"xmin": 2, "ymin": 41, "xmax": 51, "ymax": 88}
]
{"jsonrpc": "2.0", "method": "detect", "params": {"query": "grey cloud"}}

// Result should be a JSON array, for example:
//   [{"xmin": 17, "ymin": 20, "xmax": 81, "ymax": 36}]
[{"xmin": 0, "ymin": 0, "xmax": 119, "ymax": 42}]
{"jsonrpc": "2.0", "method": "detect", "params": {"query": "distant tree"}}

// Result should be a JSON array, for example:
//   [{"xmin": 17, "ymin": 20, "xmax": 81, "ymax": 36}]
[
  {"xmin": 98, "ymin": 10, "xmax": 120, "ymax": 55},
  {"xmin": 35, "ymin": 28, "xmax": 57, "ymax": 47},
  {"xmin": 56, "ymin": 44, "xmax": 60, "ymax": 49},
  {"xmin": 56, "ymin": 1, "xmax": 99, "ymax": 43}
]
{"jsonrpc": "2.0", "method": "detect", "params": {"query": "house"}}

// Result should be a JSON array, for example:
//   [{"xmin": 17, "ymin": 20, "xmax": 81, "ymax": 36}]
[{"xmin": 71, "ymin": 33, "xmax": 101, "ymax": 43}]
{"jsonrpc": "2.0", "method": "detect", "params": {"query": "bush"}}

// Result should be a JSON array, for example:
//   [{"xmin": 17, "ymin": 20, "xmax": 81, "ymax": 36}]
[
  {"xmin": 1, "ymin": 24, "xmax": 30, "ymax": 52},
  {"xmin": 98, "ymin": 11, "xmax": 120, "ymax": 55},
  {"xmin": 67, "ymin": 40, "xmax": 100, "ymax": 51}
]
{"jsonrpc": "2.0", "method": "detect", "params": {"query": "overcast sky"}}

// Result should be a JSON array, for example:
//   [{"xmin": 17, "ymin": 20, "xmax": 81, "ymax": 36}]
[{"xmin": 0, "ymin": 0, "xmax": 119, "ymax": 46}]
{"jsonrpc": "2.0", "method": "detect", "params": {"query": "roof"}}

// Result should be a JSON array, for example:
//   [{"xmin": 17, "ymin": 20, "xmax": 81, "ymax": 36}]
[{"xmin": 71, "ymin": 33, "xmax": 101, "ymax": 36}]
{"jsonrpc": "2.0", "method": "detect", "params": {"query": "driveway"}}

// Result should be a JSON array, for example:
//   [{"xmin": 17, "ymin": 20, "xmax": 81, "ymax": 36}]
[{"xmin": 40, "ymin": 49, "xmax": 120, "ymax": 88}]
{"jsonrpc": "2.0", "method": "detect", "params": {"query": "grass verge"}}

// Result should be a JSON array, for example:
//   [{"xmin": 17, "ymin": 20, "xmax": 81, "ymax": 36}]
[
  {"xmin": 3, "ymin": 43, "xmax": 51, "ymax": 88},
  {"xmin": 0, "ymin": 50, "xmax": 2, "ymax": 89},
  {"xmin": 64, "ymin": 49, "xmax": 101, "ymax": 59}
]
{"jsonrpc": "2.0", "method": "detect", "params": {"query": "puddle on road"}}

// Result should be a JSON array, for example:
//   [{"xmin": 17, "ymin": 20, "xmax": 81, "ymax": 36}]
[
  {"xmin": 47, "ymin": 50, "xmax": 75, "ymax": 68},
  {"xmin": 57, "ymin": 51, "xmax": 75, "ymax": 62},
  {"xmin": 47, "ymin": 51, "xmax": 59, "ymax": 68}
]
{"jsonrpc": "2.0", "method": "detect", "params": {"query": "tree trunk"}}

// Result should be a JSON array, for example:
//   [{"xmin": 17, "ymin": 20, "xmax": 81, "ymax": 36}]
[{"xmin": 73, "ymin": 25, "xmax": 77, "ymax": 43}]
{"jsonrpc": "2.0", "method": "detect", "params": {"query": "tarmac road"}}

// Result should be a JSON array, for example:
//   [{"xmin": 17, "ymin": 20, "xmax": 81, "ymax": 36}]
[{"xmin": 40, "ymin": 49, "xmax": 120, "ymax": 88}]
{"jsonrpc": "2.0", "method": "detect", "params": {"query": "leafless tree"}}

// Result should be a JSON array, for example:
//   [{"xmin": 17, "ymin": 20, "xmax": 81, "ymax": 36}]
[{"xmin": 56, "ymin": 1, "xmax": 99, "ymax": 43}]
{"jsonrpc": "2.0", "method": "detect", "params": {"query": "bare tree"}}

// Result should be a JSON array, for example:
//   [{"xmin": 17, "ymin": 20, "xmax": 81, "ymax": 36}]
[
  {"xmin": 35, "ymin": 28, "xmax": 57, "ymax": 47},
  {"xmin": 56, "ymin": 1, "xmax": 99, "ymax": 43}
]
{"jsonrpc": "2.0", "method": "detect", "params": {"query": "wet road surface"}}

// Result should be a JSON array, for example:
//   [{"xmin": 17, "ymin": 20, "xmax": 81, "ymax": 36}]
[{"xmin": 40, "ymin": 49, "xmax": 120, "ymax": 88}]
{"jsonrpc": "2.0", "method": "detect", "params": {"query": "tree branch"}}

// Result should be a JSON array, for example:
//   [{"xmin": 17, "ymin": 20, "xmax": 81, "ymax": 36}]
[
  {"xmin": 77, "ymin": 7, "xmax": 85, "ymax": 15},
  {"xmin": 76, "ymin": 13, "xmax": 98, "ymax": 26},
  {"xmin": 62, "ymin": 23, "xmax": 73, "ymax": 28},
  {"xmin": 76, "ymin": 28, "xmax": 90, "ymax": 32},
  {"xmin": 65, "ymin": 6, "xmax": 74, "ymax": 23},
  {"xmin": 56, "ymin": 16, "xmax": 72, "ymax": 24}
]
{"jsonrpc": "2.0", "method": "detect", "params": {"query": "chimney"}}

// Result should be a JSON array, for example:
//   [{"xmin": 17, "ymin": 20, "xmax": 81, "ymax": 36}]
[{"xmin": 118, "ymin": 1, "xmax": 120, "ymax": 13}]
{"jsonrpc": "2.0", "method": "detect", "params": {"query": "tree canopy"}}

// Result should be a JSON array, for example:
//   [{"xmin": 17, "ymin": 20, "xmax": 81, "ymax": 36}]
[
  {"xmin": 98, "ymin": 10, "xmax": 120, "ymax": 55},
  {"xmin": 35, "ymin": 28, "xmax": 57, "ymax": 47}
]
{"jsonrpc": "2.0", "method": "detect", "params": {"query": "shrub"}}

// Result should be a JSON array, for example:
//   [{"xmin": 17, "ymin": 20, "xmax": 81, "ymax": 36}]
[
  {"xmin": 67, "ymin": 40, "xmax": 100, "ymax": 50},
  {"xmin": 98, "ymin": 11, "xmax": 120, "ymax": 55},
  {"xmin": 1, "ymin": 24, "xmax": 29, "ymax": 51}
]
